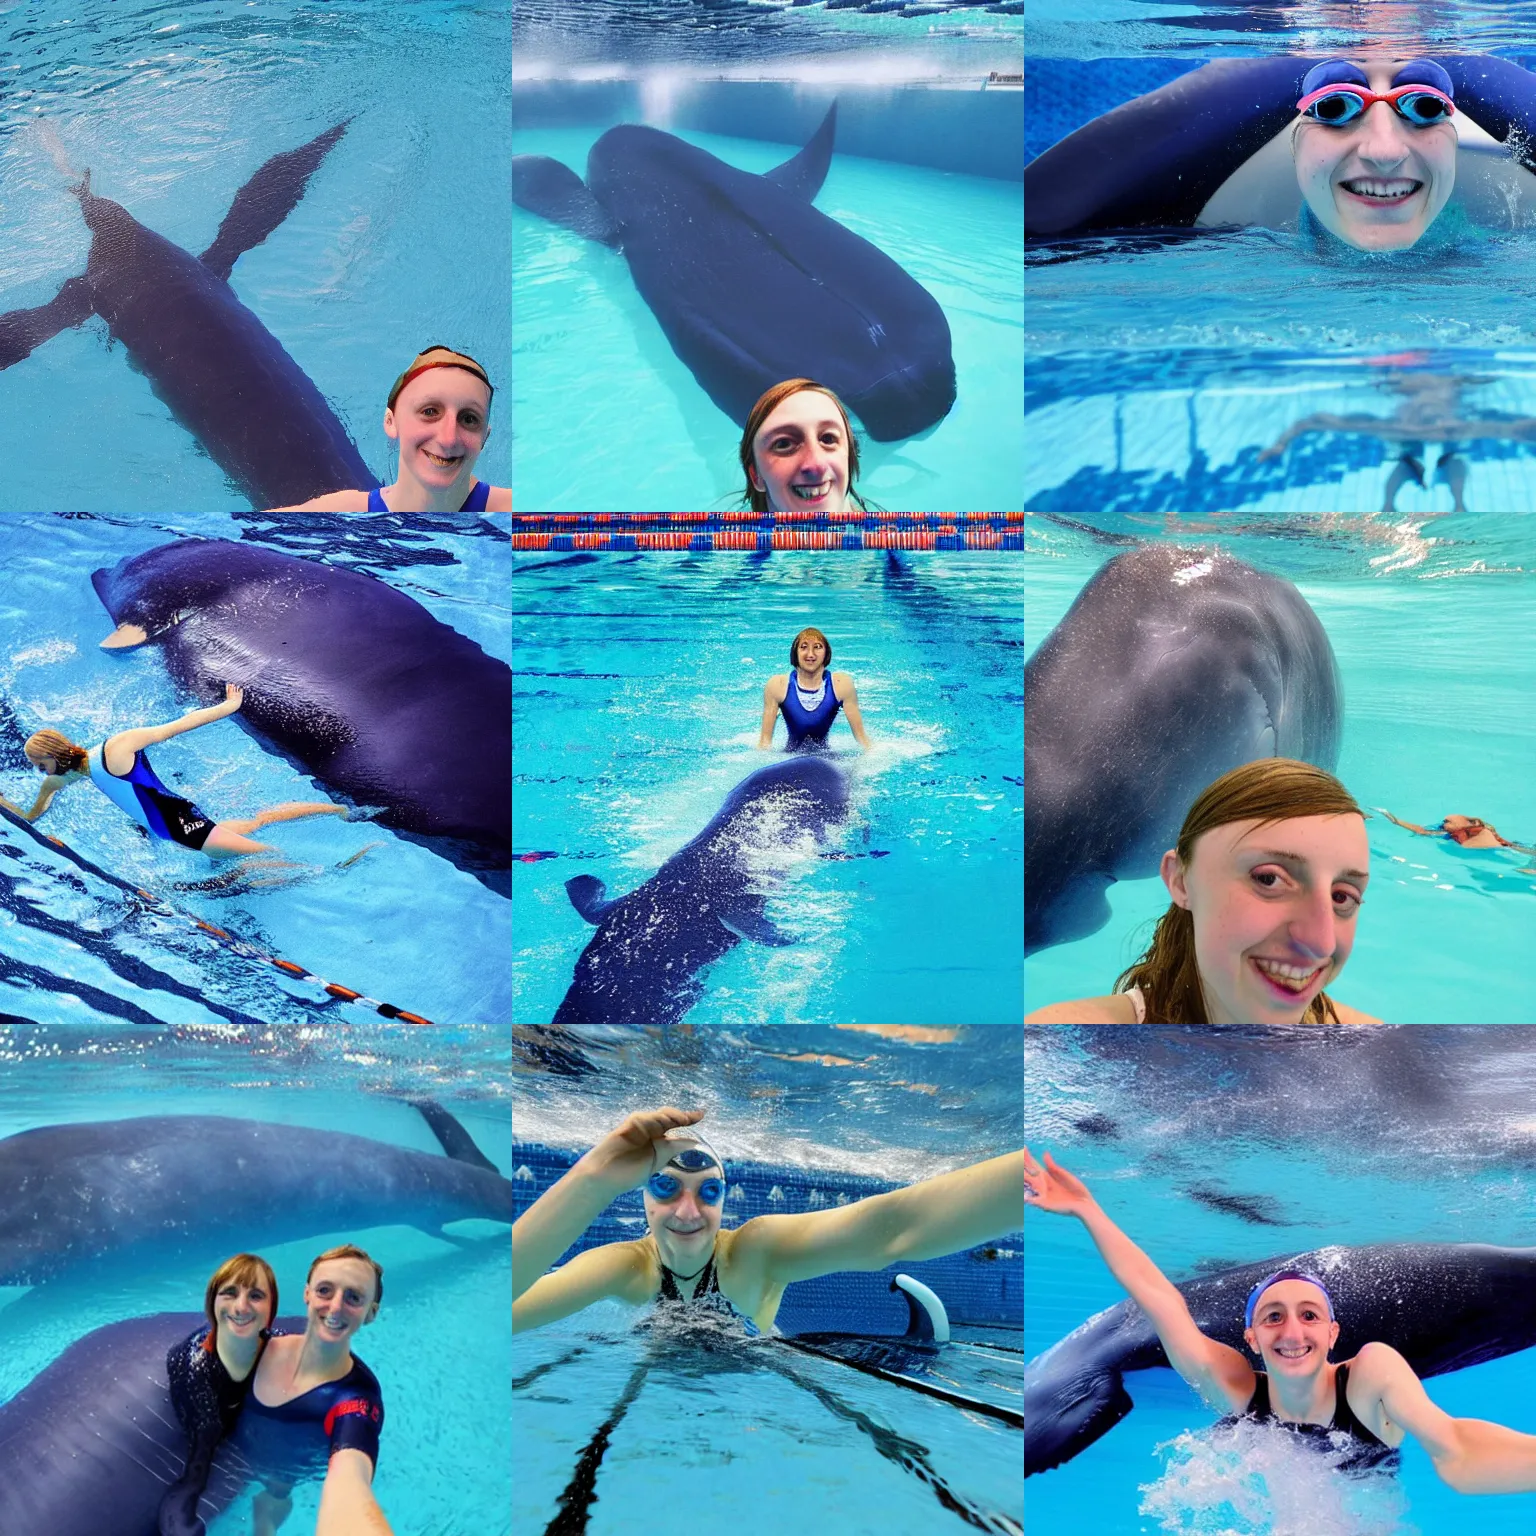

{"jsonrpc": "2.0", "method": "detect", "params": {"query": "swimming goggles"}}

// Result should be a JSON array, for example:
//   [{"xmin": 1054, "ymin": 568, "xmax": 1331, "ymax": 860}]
[
  {"xmin": 1244, "ymin": 1268, "xmax": 1335, "ymax": 1329},
  {"xmin": 647, "ymin": 1149, "xmax": 725, "ymax": 1205},
  {"xmin": 1297, "ymin": 59, "xmax": 1455, "ymax": 127}
]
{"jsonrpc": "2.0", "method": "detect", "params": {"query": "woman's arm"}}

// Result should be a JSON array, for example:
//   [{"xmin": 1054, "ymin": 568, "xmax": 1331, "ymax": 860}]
[
  {"xmin": 1025, "ymin": 1148, "xmax": 1254, "ymax": 1411},
  {"xmin": 107, "ymin": 685, "xmax": 243, "ymax": 761},
  {"xmin": 1378, "ymin": 809, "xmax": 1434, "ymax": 836},
  {"xmin": 513, "ymin": 1241, "xmax": 648, "ymax": 1334},
  {"xmin": 5, "ymin": 777, "xmax": 68, "ymax": 824},
  {"xmin": 758, "ymin": 680, "xmax": 781, "ymax": 749},
  {"xmin": 317, "ymin": 1450, "xmax": 392, "ymax": 1535},
  {"xmin": 837, "ymin": 675, "xmax": 871, "ymax": 750}
]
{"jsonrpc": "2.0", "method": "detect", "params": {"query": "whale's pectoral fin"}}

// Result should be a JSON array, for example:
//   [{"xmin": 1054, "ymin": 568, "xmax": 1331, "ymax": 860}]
[
  {"xmin": 763, "ymin": 102, "xmax": 837, "ymax": 203},
  {"xmin": 0, "ymin": 275, "xmax": 94, "ymax": 370},
  {"xmin": 566, "ymin": 873, "xmax": 615, "ymax": 923},
  {"xmin": 1025, "ymin": 1365, "xmax": 1135, "ymax": 1477},
  {"xmin": 720, "ymin": 907, "xmax": 797, "ymax": 947},
  {"xmin": 199, "ymin": 118, "xmax": 354, "ymax": 281},
  {"xmin": 512, "ymin": 156, "xmax": 621, "ymax": 247}
]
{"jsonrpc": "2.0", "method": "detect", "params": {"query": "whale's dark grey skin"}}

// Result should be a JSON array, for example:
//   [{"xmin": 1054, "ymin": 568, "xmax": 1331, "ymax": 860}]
[
  {"xmin": 1025, "ymin": 545, "xmax": 1341, "ymax": 953},
  {"xmin": 91, "ymin": 538, "xmax": 511, "ymax": 895},
  {"xmin": 0, "ymin": 123, "xmax": 376, "ymax": 508},
  {"xmin": 512, "ymin": 105, "xmax": 956, "ymax": 441},
  {"xmin": 553, "ymin": 755, "xmax": 849, "ymax": 1024},
  {"xmin": 1026, "ymin": 1242, "xmax": 1536, "ymax": 1476},
  {"xmin": 0, "ymin": 1109, "xmax": 512, "ymax": 1287}
]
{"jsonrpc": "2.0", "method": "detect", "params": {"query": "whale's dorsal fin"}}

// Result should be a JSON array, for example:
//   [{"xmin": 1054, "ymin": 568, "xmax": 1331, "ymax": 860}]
[
  {"xmin": 566, "ymin": 873, "xmax": 615, "ymax": 923},
  {"xmin": 512, "ymin": 156, "xmax": 621, "ymax": 247},
  {"xmin": 199, "ymin": 119, "xmax": 353, "ymax": 282},
  {"xmin": 408, "ymin": 1098, "xmax": 498, "ymax": 1172},
  {"xmin": 763, "ymin": 103, "xmax": 837, "ymax": 203}
]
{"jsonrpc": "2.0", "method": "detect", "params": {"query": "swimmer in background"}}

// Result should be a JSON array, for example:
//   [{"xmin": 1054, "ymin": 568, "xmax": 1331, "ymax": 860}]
[
  {"xmin": 1027, "ymin": 759, "xmax": 1380, "ymax": 1024},
  {"xmin": 739, "ymin": 379, "xmax": 884, "ymax": 514},
  {"xmin": 1378, "ymin": 808, "xmax": 1536, "ymax": 854},
  {"xmin": 3, "ymin": 687, "xmax": 347, "ymax": 860},
  {"xmin": 271, "ymin": 346, "xmax": 510, "ymax": 513},
  {"xmin": 159, "ymin": 1253, "xmax": 279, "ymax": 1536},
  {"xmin": 1025, "ymin": 1147, "xmax": 1536, "ymax": 1491},
  {"xmin": 758, "ymin": 626, "xmax": 871, "ymax": 752}
]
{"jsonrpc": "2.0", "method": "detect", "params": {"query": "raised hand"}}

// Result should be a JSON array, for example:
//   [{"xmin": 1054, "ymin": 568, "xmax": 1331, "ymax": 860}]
[
  {"xmin": 581, "ymin": 1106, "xmax": 707, "ymax": 1193},
  {"xmin": 223, "ymin": 683, "xmax": 245, "ymax": 712},
  {"xmin": 1023, "ymin": 1145, "xmax": 1099, "ymax": 1219}
]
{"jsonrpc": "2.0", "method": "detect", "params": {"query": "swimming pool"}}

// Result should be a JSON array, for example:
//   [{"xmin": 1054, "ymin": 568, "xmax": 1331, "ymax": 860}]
[
  {"xmin": 512, "ymin": 551, "xmax": 1023, "ymax": 1024},
  {"xmin": 1025, "ymin": 1025, "xmax": 1536, "ymax": 1535},
  {"xmin": 0, "ymin": 1073, "xmax": 511, "ymax": 1535},
  {"xmin": 512, "ymin": 5, "xmax": 1023, "ymax": 513},
  {"xmin": 1024, "ymin": 517, "xmax": 1535, "ymax": 1024},
  {"xmin": 512, "ymin": 1022, "xmax": 1023, "ymax": 1536},
  {"xmin": 0, "ymin": 512, "xmax": 511, "ymax": 1042},
  {"xmin": 0, "ymin": 0, "xmax": 509, "ymax": 512}
]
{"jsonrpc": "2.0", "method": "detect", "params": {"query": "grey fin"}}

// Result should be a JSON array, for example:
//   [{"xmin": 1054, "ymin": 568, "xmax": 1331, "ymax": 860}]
[
  {"xmin": 0, "ymin": 275, "xmax": 94, "ymax": 371},
  {"xmin": 720, "ymin": 908, "xmax": 797, "ymax": 947},
  {"xmin": 408, "ymin": 1099, "xmax": 498, "ymax": 1172},
  {"xmin": 199, "ymin": 119, "xmax": 353, "ymax": 282},
  {"xmin": 566, "ymin": 873, "xmax": 614, "ymax": 923},
  {"xmin": 763, "ymin": 103, "xmax": 837, "ymax": 203},
  {"xmin": 512, "ymin": 155, "xmax": 620, "ymax": 247}
]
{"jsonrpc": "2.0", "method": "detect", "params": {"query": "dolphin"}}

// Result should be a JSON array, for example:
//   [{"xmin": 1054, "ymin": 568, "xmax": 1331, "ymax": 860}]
[
  {"xmin": 1026, "ymin": 1241, "xmax": 1536, "ymax": 1476},
  {"xmin": 0, "ymin": 1105, "xmax": 511, "ymax": 1287},
  {"xmin": 512, "ymin": 104, "xmax": 956, "ymax": 441},
  {"xmin": 552, "ymin": 755, "xmax": 850, "ymax": 1024},
  {"xmin": 1025, "ymin": 545, "xmax": 1341, "ymax": 953},
  {"xmin": 90, "ymin": 538, "xmax": 511, "ymax": 896},
  {"xmin": 0, "ymin": 123, "xmax": 377, "ymax": 508}
]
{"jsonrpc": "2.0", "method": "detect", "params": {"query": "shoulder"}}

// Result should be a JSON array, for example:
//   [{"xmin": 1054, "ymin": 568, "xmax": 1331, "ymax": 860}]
[
  {"xmin": 1027, "ymin": 993, "xmax": 1138, "ymax": 1023},
  {"xmin": 347, "ymin": 1355, "xmax": 383, "ymax": 1397},
  {"xmin": 611, "ymin": 1236, "xmax": 660, "ymax": 1303},
  {"xmin": 831, "ymin": 671, "xmax": 854, "ymax": 695},
  {"xmin": 1329, "ymin": 999, "xmax": 1383, "ymax": 1025},
  {"xmin": 765, "ymin": 674, "xmax": 788, "ymax": 698},
  {"xmin": 485, "ymin": 485, "xmax": 512, "ymax": 512},
  {"xmin": 1346, "ymin": 1341, "xmax": 1410, "ymax": 1383},
  {"xmin": 267, "ymin": 491, "xmax": 372, "ymax": 511}
]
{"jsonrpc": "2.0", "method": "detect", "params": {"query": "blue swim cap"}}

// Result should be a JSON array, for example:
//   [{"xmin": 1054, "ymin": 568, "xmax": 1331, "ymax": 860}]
[
  {"xmin": 1244, "ymin": 1268, "xmax": 1335, "ymax": 1330},
  {"xmin": 1300, "ymin": 58, "xmax": 1454, "ymax": 101}
]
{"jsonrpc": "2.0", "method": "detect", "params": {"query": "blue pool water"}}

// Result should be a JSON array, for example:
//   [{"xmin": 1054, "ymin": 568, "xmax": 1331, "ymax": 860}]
[
  {"xmin": 0, "ymin": 1076, "xmax": 511, "ymax": 1535},
  {"xmin": 513, "ymin": 1023, "xmax": 1023, "ymax": 1536},
  {"xmin": 1025, "ymin": 1026, "xmax": 1536, "ymax": 1535},
  {"xmin": 0, "ymin": 513, "xmax": 511, "ymax": 1039},
  {"xmin": 512, "ymin": 552, "xmax": 1024, "ymax": 1024},
  {"xmin": 1024, "ymin": 517, "xmax": 1536, "ymax": 1024},
  {"xmin": 0, "ymin": 0, "xmax": 509, "ymax": 511}
]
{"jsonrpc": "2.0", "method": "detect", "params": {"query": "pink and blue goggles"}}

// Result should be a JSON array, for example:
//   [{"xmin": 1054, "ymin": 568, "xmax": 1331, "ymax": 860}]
[{"xmin": 1297, "ymin": 59, "xmax": 1455, "ymax": 127}]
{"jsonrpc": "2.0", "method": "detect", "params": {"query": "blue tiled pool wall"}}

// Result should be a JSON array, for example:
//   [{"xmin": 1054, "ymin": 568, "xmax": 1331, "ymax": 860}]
[{"xmin": 513, "ymin": 1142, "xmax": 1023, "ymax": 1335}]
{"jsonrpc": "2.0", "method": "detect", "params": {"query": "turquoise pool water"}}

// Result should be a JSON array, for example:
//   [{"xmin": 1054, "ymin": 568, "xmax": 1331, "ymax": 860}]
[
  {"xmin": 0, "ymin": 0, "xmax": 509, "ymax": 511},
  {"xmin": 512, "ymin": 552, "xmax": 1024, "ymax": 1024},
  {"xmin": 1026, "ymin": 1026, "xmax": 1536, "ymax": 1535}
]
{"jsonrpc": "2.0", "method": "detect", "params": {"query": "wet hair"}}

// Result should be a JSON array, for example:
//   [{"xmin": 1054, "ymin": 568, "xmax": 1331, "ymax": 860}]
[
  {"xmin": 202, "ymin": 1252, "xmax": 279, "ymax": 1355},
  {"xmin": 22, "ymin": 729, "xmax": 87, "ymax": 774},
  {"xmin": 387, "ymin": 345, "xmax": 494, "ymax": 412},
  {"xmin": 1114, "ymin": 759, "xmax": 1364, "ymax": 1024},
  {"xmin": 307, "ymin": 1243, "xmax": 384, "ymax": 1309},
  {"xmin": 789, "ymin": 627, "xmax": 832, "ymax": 668},
  {"xmin": 738, "ymin": 378, "xmax": 881, "ymax": 513}
]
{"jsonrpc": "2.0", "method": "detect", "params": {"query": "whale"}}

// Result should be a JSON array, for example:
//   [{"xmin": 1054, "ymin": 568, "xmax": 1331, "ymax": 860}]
[
  {"xmin": 0, "ymin": 122, "xmax": 377, "ymax": 508},
  {"xmin": 512, "ymin": 104, "xmax": 956, "ymax": 441},
  {"xmin": 1025, "ymin": 545, "xmax": 1341, "ymax": 953},
  {"xmin": 0, "ymin": 1104, "xmax": 511, "ymax": 1288},
  {"xmin": 552, "ymin": 755, "xmax": 850, "ymax": 1024},
  {"xmin": 1025, "ymin": 1241, "xmax": 1536, "ymax": 1476},
  {"xmin": 91, "ymin": 538, "xmax": 511, "ymax": 895}
]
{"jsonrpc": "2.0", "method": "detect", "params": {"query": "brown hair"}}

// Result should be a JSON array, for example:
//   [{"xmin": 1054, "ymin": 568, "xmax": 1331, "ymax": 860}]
[
  {"xmin": 307, "ymin": 1243, "xmax": 384, "ymax": 1308},
  {"xmin": 201, "ymin": 1252, "xmax": 279, "ymax": 1354},
  {"xmin": 789, "ymin": 627, "xmax": 832, "ymax": 668},
  {"xmin": 23, "ymin": 730, "xmax": 87, "ymax": 774},
  {"xmin": 738, "ymin": 379, "xmax": 879, "ymax": 512},
  {"xmin": 1115, "ymin": 759, "xmax": 1364, "ymax": 1024}
]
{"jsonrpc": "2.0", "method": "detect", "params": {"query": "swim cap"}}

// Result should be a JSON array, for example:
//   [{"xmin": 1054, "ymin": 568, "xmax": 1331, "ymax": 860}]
[
  {"xmin": 1244, "ymin": 1268, "xmax": 1335, "ymax": 1330},
  {"xmin": 652, "ymin": 1127, "xmax": 725, "ymax": 1180},
  {"xmin": 387, "ymin": 345, "xmax": 495, "ymax": 410}
]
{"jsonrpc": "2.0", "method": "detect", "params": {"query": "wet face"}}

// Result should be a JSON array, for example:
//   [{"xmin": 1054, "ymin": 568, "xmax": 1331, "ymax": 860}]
[
  {"xmin": 215, "ymin": 1277, "xmax": 274, "ymax": 1340},
  {"xmin": 305, "ymin": 1258, "xmax": 378, "ymax": 1345},
  {"xmin": 642, "ymin": 1142, "xmax": 725, "ymax": 1271},
  {"xmin": 1292, "ymin": 60, "xmax": 1457, "ymax": 250},
  {"xmin": 1243, "ymin": 1281, "xmax": 1339, "ymax": 1375},
  {"xmin": 796, "ymin": 635, "xmax": 827, "ymax": 673},
  {"xmin": 385, "ymin": 369, "xmax": 492, "ymax": 490},
  {"xmin": 750, "ymin": 391, "xmax": 852, "ymax": 513},
  {"xmin": 1161, "ymin": 814, "xmax": 1370, "ymax": 1024}
]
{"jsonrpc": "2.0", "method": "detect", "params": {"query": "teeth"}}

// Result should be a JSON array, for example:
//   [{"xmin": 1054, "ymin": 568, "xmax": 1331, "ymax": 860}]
[
  {"xmin": 792, "ymin": 483, "xmax": 830, "ymax": 501},
  {"xmin": 1344, "ymin": 178, "xmax": 1418, "ymax": 200},
  {"xmin": 1275, "ymin": 1345, "xmax": 1312, "ymax": 1357},
  {"xmin": 1253, "ymin": 957, "xmax": 1324, "ymax": 992},
  {"xmin": 423, "ymin": 450, "xmax": 460, "ymax": 467}
]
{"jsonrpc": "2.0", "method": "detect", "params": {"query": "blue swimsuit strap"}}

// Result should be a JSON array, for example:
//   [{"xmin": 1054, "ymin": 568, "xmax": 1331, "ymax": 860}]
[{"xmin": 366, "ymin": 481, "xmax": 489, "ymax": 513}]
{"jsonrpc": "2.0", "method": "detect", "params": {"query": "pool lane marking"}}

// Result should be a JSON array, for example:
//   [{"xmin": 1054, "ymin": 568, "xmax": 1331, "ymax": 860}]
[
  {"xmin": 0, "ymin": 802, "xmax": 436, "ymax": 1027},
  {"xmin": 542, "ymin": 1359, "xmax": 654, "ymax": 1536}
]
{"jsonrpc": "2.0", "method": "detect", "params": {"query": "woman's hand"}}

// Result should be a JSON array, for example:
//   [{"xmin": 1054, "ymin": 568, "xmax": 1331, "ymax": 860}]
[
  {"xmin": 1023, "ymin": 1146, "xmax": 1099, "ymax": 1220},
  {"xmin": 578, "ymin": 1106, "xmax": 706, "ymax": 1194},
  {"xmin": 223, "ymin": 684, "xmax": 244, "ymax": 713}
]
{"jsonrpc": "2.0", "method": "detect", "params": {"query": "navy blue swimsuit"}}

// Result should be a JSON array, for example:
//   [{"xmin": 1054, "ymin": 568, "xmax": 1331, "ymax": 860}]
[
  {"xmin": 88, "ymin": 747, "xmax": 214, "ymax": 851},
  {"xmin": 1229, "ymin": 1363, "xmax": 1400, "ymax": 1474},
  {"xmin": 654, "ymin": 1252, "xmax": 759, "ymax": 1336},
  {"xmin": 778, "ymin": 673, "xmax": 841, "ymax": 751},
  {"xmin": 160, "ymin": 1327, "xmax": 253, "ymax": 1536},
  {"xmin": 367, "ymin": 480, "xmax": 490, "ymax": 511}
]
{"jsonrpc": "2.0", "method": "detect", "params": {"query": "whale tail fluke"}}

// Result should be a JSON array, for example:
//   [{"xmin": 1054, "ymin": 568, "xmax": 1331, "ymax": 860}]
[
  {"xmin": 198, "ymin": 118, "xmax": 354, "ymax": 282},
  {"xmin": 0, "ymin": 275, "xmax": 95, "ymax": 372},
  {"xmin": 1024, "ymin": 1359, "xmax": 1135, "ymax": 1476},
  {"xmin": 763, "ymin": 102, "xmax": 837, "ymax": 203},
  {"xmin": 512, "ymin": 155, "xmax": 621, "ymax": 247}
]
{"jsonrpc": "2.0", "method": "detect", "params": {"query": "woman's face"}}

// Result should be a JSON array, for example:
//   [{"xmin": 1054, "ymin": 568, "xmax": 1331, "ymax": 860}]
[
  {"xmin": 305, "ymin": 1258, "xmax": 378, "ymax": 1343},
  {"xmin": 750, "ymin": 391, "xmax": 851, "ymax": 513},
  {"xmin": 384, "ymin": 369, "xmax": 491, "ymax": 489},
  {"xmin": 1161, "ymin": 813, "xmax": 1370, "ymax": 1023},
  {"xmin": 795, "ymin": 634, "xmax": 827, "ymax": 672},
  {"xmin": 1292, "ymin": 60, "xmax": 1458, "ymax": 250},
  {"xmin": 642, "ymin": 1145, "xmax": 725, "ymax": 1272},
  {"xmin": 215, "ymin": 1277, "xmax": 274, "ymax": 1340},
  {"xmin": 1242, "ymin": 1280, "xmax": 1339, "ymax": 1374}
]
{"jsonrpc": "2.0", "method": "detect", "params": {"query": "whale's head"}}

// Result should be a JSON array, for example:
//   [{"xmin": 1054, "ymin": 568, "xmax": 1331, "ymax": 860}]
[{"xmin": 91, "ymin": 539, "xmax": 260, "ymax": 647}]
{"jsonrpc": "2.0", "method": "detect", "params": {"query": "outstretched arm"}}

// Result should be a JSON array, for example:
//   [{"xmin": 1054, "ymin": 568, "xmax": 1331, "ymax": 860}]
[
  {"xmin": 1024, "ymin": 1147, "xmax": 1254, "ymax": 1412},
  {"xmin": 107, "ymin": 685, "xmax": 243, "ymax": 760},
  {"xmin": 317, "ymin": 1450, "xmax": 392, "ymax": 1535},
  {"xmin": 2, "ymin": 777, "xmax": 68, "ymax": 824},
  {"xmin": 839, "ymin": 676, "xmax": 871, "ymax": 750},
  {"xmin": 1378, "ymin": 809, "xmax": 1434, "ymax": 836}
]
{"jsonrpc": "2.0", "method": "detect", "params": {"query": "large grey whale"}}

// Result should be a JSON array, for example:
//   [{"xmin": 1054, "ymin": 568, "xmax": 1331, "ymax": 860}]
[
  {"xmin": 1025, "ymin": 545, "xmax": 1342, "ymax": 953},
  {"xmin": 0, "ymin": 122, "xmax": 376, "ymax": 508},
  {"xmin": 1026, "ymin": 1241, "xmax": 1536, "ymax": 1476},
  {"xmin": 512, "ymin": 104, "xmax": 956, "ymax": 441}
]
